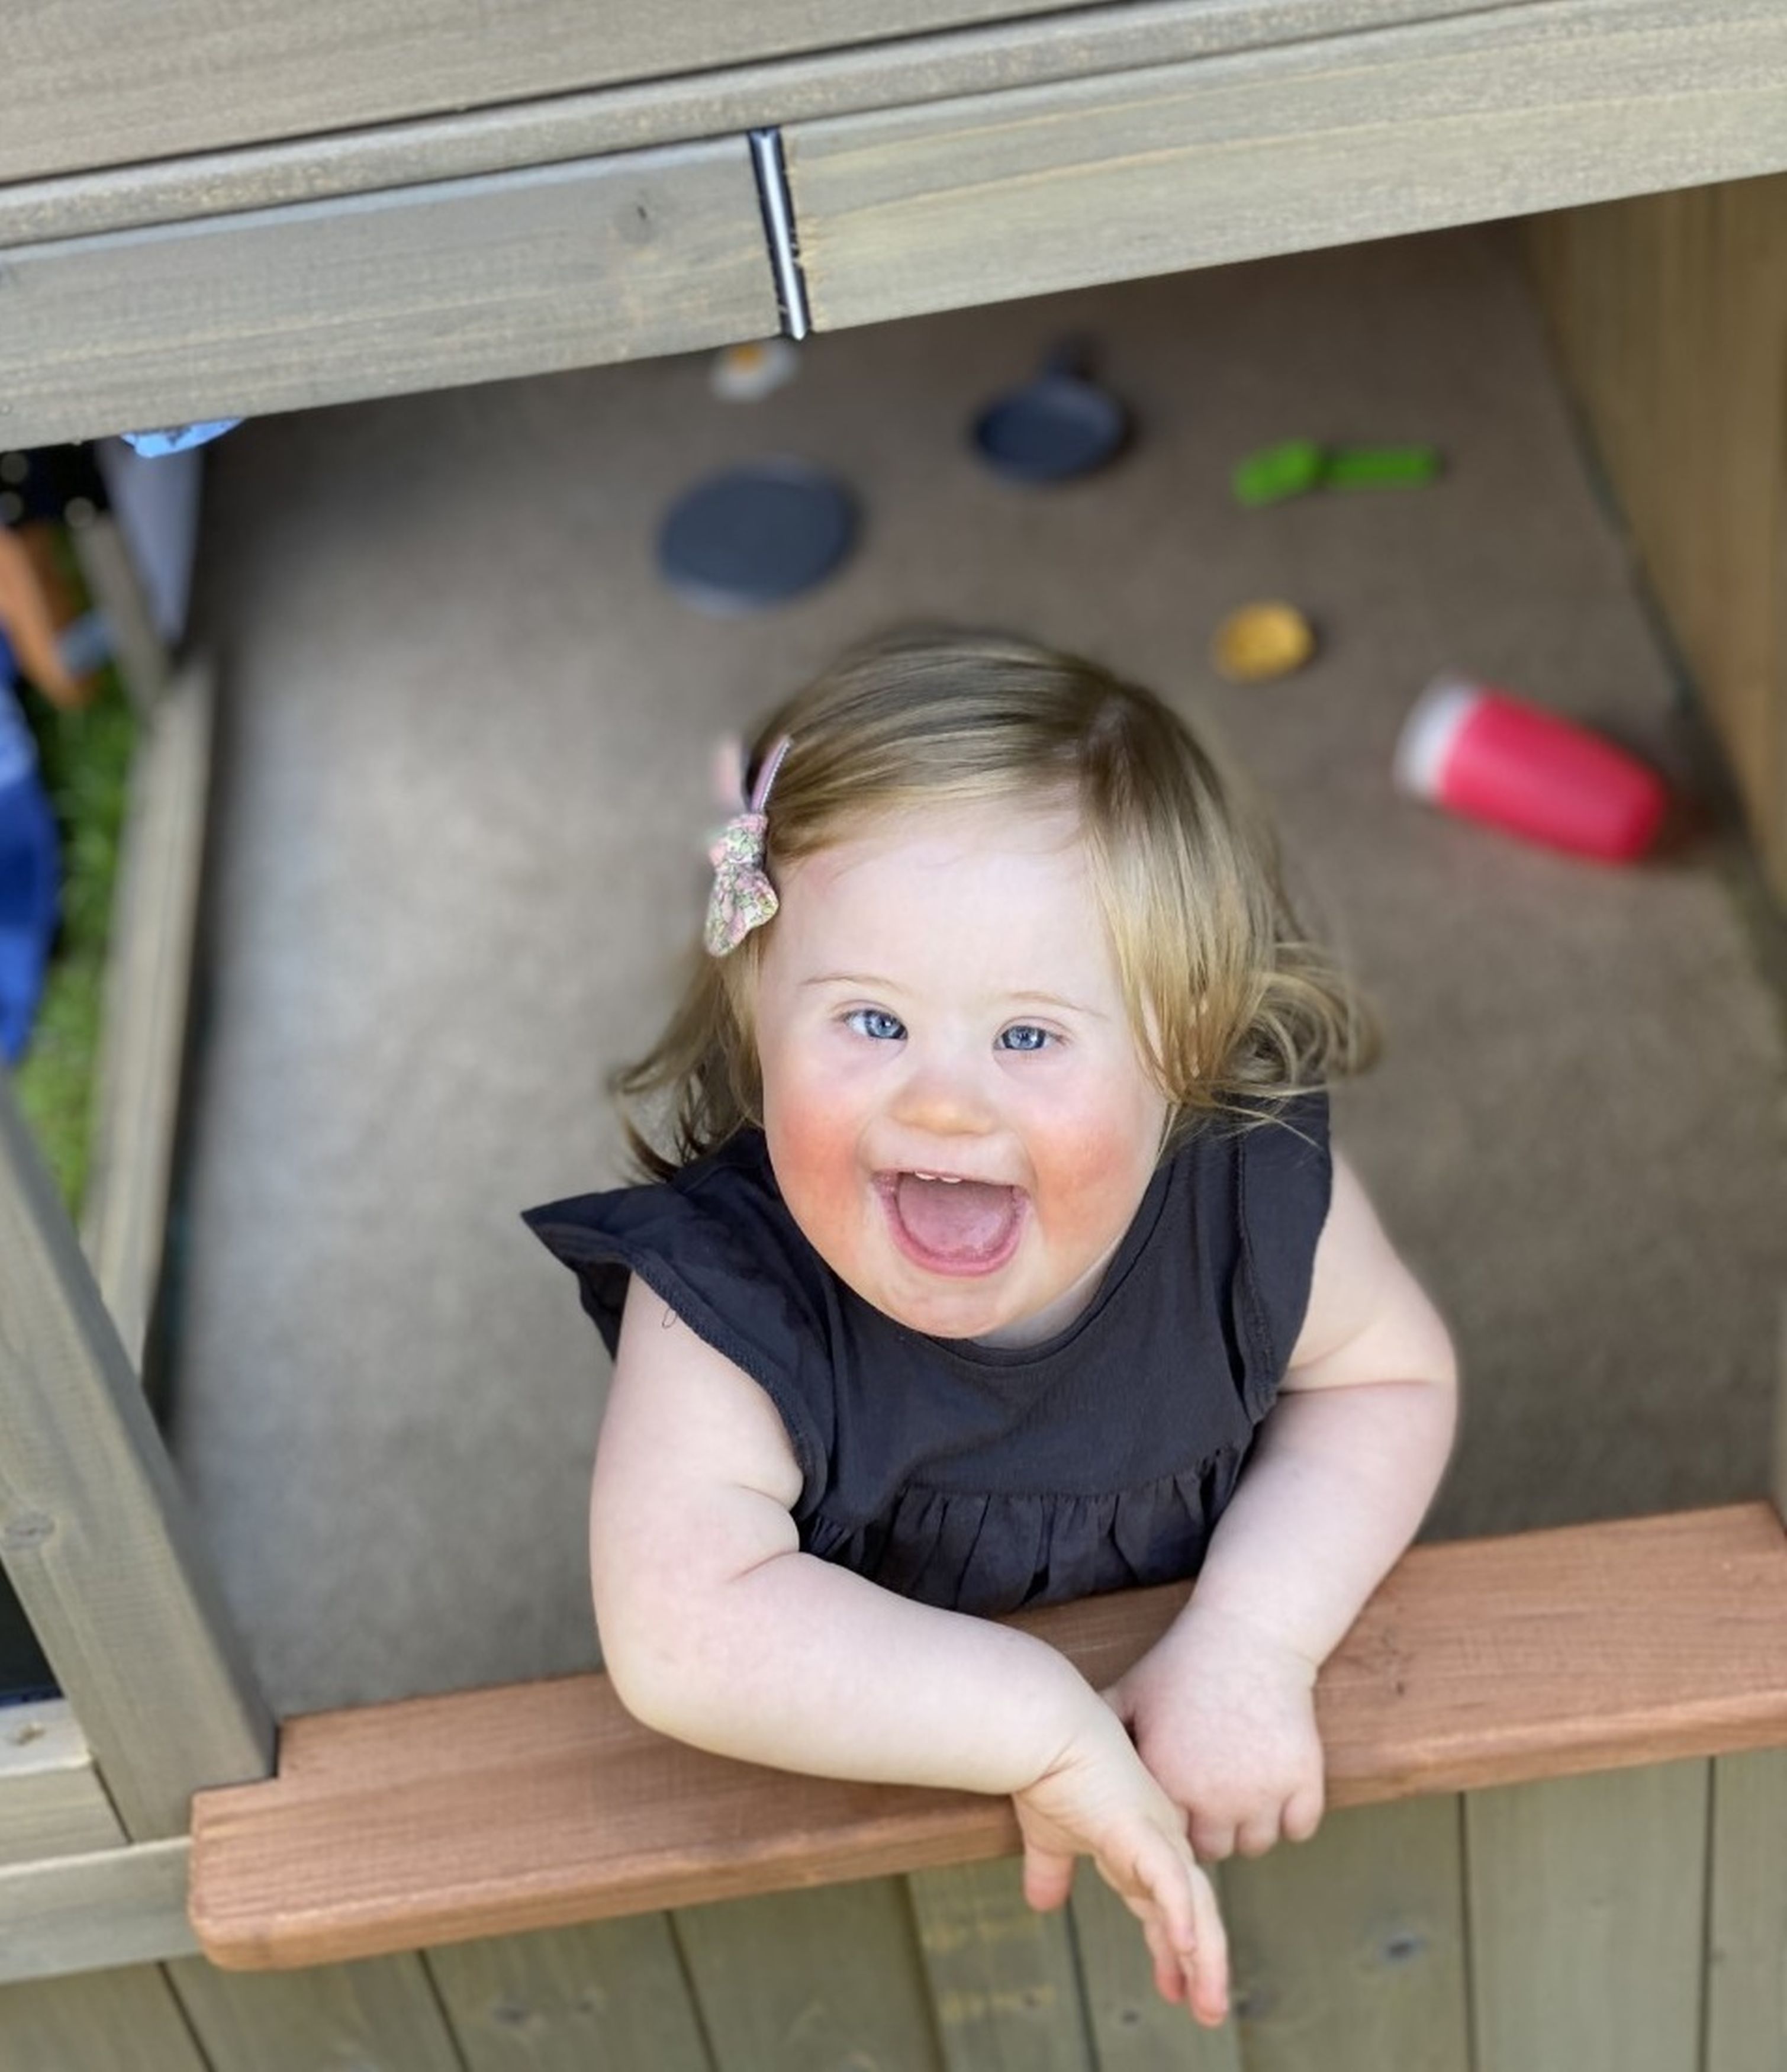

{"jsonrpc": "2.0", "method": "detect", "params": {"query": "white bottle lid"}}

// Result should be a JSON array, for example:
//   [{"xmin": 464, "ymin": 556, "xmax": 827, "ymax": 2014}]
[{"xmin": 1393, "ymin": 675, "xmax": 1485, "ymax": 802}]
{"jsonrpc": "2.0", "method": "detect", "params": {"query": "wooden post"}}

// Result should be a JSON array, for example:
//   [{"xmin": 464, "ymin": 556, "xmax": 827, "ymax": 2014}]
[{"xmin": 0, "ymin": 1069, "xmax": 273, "ymax": 1838}]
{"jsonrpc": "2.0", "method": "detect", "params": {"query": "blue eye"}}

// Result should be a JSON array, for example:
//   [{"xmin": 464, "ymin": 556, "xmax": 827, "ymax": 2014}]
[
  {"xmin": 845, "ymin": 1008, "xmax": 906, "ymax": 1041},
  {"xmin": 997, "ymin": 1024, "xmax": 1052, "ymax": 1053}
]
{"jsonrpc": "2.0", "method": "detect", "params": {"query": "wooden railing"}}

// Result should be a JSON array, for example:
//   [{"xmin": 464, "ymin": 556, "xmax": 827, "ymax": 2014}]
[{"xmin": 190, "ymin": 1503, "xmax": 1787, "ymax": 1971}]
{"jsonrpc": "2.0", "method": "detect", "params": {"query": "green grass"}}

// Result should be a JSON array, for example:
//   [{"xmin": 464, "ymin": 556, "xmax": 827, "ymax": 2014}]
[{"xmin": 11, "ymin": 671, "xmax": 136, "ymax": 1216}]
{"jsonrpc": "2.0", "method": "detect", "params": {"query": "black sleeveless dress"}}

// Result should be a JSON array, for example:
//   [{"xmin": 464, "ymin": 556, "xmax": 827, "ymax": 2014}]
[{"xmin": 523, "ymin": 1094, "xmax": 1329, "ymax": 1619}]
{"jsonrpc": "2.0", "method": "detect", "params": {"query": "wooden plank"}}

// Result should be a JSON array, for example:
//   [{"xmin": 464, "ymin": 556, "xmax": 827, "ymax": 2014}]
[
  {"xmin": 0, "ymin": 140, "xmax": 776, "ymax": 450},
  {"xmin": 786, "ymin": 0, "xmax": 1787, "ymax": 334},
  {"xmin": 1705, "ymin": 1746, "xmax": 1787, "ymax": 2072},
  {"xmin": 166, "ymin": 1952, "xmax": 468, "ymax": 2072},
  {"xmin": 0, "ymin": 1965, "xmax": 210, "ymax": 2072},
  {"xmin": 2, "ymin": 0, "xmax": 1112, "ymax": 180},
  {"xmin": 0, "ymin": 1700, "xmax": 120, "ymax": 1865},
  {"xmin": 189, "ymin": 1505, "xmax": 1787, "ymax": 1971},
  {"xmin": 1068, "ymin": 1871, "xmax": 1240, "ymax": 2071},
  {"xmin": 67, "ymin": 512, "xmax": 171, "ymax": 718},
  {"xmin": 675, "ymin": 1878, "xmax": 942, "ymax": 2072},
  {"xmin": 79, "ymin": 657, "xmax": 212, "ymax": 1373},
  {"xmin": 426, "ymin": 1916, "xmax": 712, "ymax": 2072},
  {"xmin": 0, "ymin": 1069, "xmax": 273, "ymax": 1838},
  {"xmin": 0, "ymin": 1, "xmax": 1528, "ymax": 244},
  {"xmin": 1528, "ymin": 176, "xmax": 1787, "ymax": 903},
  {"xmin": 909, "ymin": 1855, "xmax": 1090, "ymax": 2071},
  {"xmin": 0, "ymin": 1838, "xmax": 197, "ymax": 1983},
  {"xmin": 1466, "ymin": 1761, "xmax": 1708, "ymax": 2072},
  {"xmin": 1222, "ymin": 1798, "xmax": 1467, "ymax": 2072}
]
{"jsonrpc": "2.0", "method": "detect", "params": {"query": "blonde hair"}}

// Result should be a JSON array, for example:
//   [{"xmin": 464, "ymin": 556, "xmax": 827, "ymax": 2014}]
[{"xmin": 618, "ymin": 628, "xmax": 1377, "ymax": 1177}]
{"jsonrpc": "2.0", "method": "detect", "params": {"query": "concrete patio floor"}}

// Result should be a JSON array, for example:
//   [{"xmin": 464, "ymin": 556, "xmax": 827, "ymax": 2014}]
[{"xmin": 170, "ymin": 221, "xmax": 1787, "ymax": 1717}]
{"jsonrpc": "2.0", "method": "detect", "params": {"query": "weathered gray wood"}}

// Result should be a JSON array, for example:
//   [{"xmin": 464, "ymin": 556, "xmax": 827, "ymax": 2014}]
[
  {"xmin": 1223, "ymin": 1800, "xmax": 1468, "ymax": 2072},
  {"xmin": 0, "ymin": 140, "xmax": 776, "ymax": 449},
  {"xmin": 0, "ymin": 1700, "xmax": 120, "ymax": 1864},
  {"xmin": 1706, "ymin": 1746, "xmax": 1787, "ymax": 2072},
  {"xmin": 167, "ymin": 1952, "xmax": 469, "ymax": 2072},
  {"xmin": 0, "ymin": 0, "xmax": 1527, "ymax": 244},
  {"xmin": 79, "ymin": 658, "xmax": 213, "ymax": 1372},
  {"xmin": 69, "ymin": 513, "xmax": 171, "ymax": 718},
  {"xmin": 0, "ymin": 1837, "xmax": 196, "ymax": 1983},
  {"xmin": 426, "ymin": 1916, "xmax": 713, "ymax": 2072},
  {"xmin": 1467, "ymin": 1761, "xmax": 1709, "ymax": 2072},
  {"xmin": 1068, "ymin": 1870, "xmax": 1240, "ymax": 2071},
  {"xmin": 786, "ymin": 0, "xmax": 1787, "ymax": 334},
  {"xmin": 3, "ymin": 0, "xmax": 1109, "ymax": 181},
  {"xmin": 909, "ymin": 1856, "xmax": 1091, "ymax": 2071},
  {"xmin": 0, "ymin": 1069, "xmax": 273, "ymax": 1837},
  {"xmin": 675, "ymin": 1878, "xmax": 943, "ymax": 2072},
  {"xmin": 0, "ymin": 1964, "xmax": 211, "ymax": 2072}
]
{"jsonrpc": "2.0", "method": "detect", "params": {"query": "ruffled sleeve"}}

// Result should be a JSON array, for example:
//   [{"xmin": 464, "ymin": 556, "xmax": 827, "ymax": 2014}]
[
  {"xmin": 520, "ymin": 1142, "xmax": 835, "ymax": 1505},
  {"xmin": 1234, "ymin": 1089, "xmax": 1332, "ymax": 1419}
]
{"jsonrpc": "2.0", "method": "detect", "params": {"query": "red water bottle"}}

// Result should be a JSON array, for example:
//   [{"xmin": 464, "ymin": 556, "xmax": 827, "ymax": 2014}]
[{"xmin": 1393, "ymin": 676, "xmax": 1668, "ymax": 862}]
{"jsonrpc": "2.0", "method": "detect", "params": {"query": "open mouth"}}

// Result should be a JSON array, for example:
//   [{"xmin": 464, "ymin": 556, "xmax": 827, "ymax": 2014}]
[{"xmin": 876, "ymin": 1170, "xmax": 1027, "ymax": 1276}]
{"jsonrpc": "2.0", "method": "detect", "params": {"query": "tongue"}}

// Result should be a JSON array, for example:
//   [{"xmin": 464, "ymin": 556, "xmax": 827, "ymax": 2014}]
[{"xmin": 894, "ymin": 1175, "xmax": 1019, "ymax": 1260}]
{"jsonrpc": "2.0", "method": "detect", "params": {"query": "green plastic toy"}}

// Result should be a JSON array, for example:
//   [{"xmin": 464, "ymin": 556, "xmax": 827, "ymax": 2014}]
[{"xmin": 1231, "ymin": 440, "xmax": 1443, "ymax": 506}]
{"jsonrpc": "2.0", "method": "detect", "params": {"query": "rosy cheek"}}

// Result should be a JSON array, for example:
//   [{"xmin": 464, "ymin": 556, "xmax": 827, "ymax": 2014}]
[{"xmin": 766, "ymin": 1080, "xmax": 865, "ymax": 1240}]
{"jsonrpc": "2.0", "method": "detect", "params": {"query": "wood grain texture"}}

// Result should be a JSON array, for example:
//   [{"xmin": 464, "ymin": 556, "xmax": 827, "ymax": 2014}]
[
  {"xmin": 0, "ymin": 1701, "xmax": 121, "ymax": 1866},
  {"xmin": 0, "ymin": 1838, "xmax": 197, "ymax": 1984},
  {"xmin": 1528, "ymin": 177, "xmax": 1787, "ymax": 902},
  {"xmin": 1069, "ymin": 1871, "xmax": 1241, "ymax": 2071},
  {"xmin": 0, "ymin": 1964, "xmax": 209, "ymax": 2072},
  {"xmin": 0, "ymin": 1, "xmax": 1526, "ymax": 244},
  {"xmin": 189, "ymin": 1504, "xmax": 1787, "ymax": 1971},
  {"xmin": 0, "ymin": 140, "xmax": 775, "ymax": 450},
  {"xmin": 787, "ymin": 0, "xmax": 1787, "ymax": 334},
  {"xmin": 79, "ymin": 658, "xmax": 212, "ymax": 1373},
  {"xmin": 1222, "ymin": 1798, "xmax": 1467, "ymax": 2072},
  {"xmin": 166, "ymin": 1949, "xmax": 471, "ymax": 2072},
  {"xmin": 1, "ymin": 0, "xmax": 1099, "ymax": 182},
  {"xmin": 424, "ymin": 1916, "xmax": 713, "ymax": 2072},
  {"xmin": 676, "ymin": 1878, "xmax": 942, "ymax": 2072},
  {"xmin": 1466, "ymin": 1761, "xmax": 1709, "ymax": 2072},
  {"xmin": 909, "ymin": 1855, "xmax": 1090, "ymax": 2072},
  {"xmin": 0, "ymin": 1072, "xmax": 272, "ymax": 1840},
  {"xmin": 1705, "ymin": 1747, "xmax": 1787, "ymax": 2072}
]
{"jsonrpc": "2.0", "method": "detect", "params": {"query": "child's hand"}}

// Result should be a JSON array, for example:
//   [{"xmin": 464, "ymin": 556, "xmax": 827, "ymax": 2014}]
[
  {"xmin": 1012, "ymin": 1705, "xmax": 1228, "ymax": 2024},
  {"xmin": 1105, "ymin": 1603, "xmax": 1324, "ymax": 1862}
]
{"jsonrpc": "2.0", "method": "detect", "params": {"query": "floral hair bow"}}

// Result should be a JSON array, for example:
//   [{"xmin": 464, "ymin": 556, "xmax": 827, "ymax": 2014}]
[{"xmin": 704, "ymin": 733, "xmax": 793, "ymax": 957}]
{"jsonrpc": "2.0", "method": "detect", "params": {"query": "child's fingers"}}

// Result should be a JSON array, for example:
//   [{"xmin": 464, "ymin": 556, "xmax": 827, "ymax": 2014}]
[
  {"xmin": 1184, "ymin": 1863, "xmax": 1230, "ymax": 2026},
  {"xmin": 1234, "ymin": 1807, "xmax": 1283, "ymax": 1858},
  {"xmin": 1283, "ymin": 1783, "xmax": 1325, "ymax": 1843},
  {"xmin": 1021, "ymin": 1839, "xmax": 1077, "ymax": 1914},
  {"xmin": 1189, "ymin": 1812, "xmax": 1237, "ymax": 1862}
]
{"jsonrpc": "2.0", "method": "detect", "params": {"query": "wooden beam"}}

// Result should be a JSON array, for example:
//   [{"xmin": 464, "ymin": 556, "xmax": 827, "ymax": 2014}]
[
  {"xmin": 4, "ymin": 0, "xmax": 1522, "ymax": 189},
  {"xmin": 190, "ymin": 1504, "xmax": 1787, "ymax": 1973},
  {"xmin": 78, "ymin": 658, "xmax": 213, "ymax": 1372},
  {"xmin": 0, "ymin": 0, "xmax": 1520, "ymax": 244},
  {"xmin": 0, "ymin": 1701, "xmax": 120, "ymax": 1866},
  {"xmin": 0, "ymin": 1072, "xmax": 273, "ymax": 1838},
  {"xmin": 785, "ymin": 0, "xmax": 1787, "ymax": 334},
  {"xmin": 0, "ymin": 1839, "xmax": 197, "ymax": 1983},
  {"xmin": 0, "ymin": 140, "xmax": 777, "ymax": 449}
]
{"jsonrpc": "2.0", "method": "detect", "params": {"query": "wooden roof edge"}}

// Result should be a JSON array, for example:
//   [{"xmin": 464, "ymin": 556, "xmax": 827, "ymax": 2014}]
[{"xmin": 189, "ymin": 1500, "xmax": 1787, "ymax": 1970}]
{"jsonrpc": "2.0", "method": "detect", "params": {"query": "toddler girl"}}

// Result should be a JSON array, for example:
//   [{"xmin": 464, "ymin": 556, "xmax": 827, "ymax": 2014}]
[{"xmin": 526, "ymin": 629, "xmax": 1457, "ymax": 2025}]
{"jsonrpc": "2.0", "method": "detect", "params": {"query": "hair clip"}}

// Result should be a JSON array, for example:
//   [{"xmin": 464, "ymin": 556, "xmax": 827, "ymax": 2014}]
[{"xmin": 704, "ymin": 734, "xmax": 793, "ymax": 957}]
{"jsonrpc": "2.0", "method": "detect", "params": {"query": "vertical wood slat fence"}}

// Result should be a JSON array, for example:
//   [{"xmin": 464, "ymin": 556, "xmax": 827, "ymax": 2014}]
[{"xmin": 9, "ymin": 1752, "xmax": 1782, "ymax": 2071}]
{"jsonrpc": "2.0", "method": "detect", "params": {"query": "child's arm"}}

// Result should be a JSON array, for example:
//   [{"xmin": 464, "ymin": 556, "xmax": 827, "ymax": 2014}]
[
  {"xmin": 591, "ymin": 1276, "xmax": 1228, "ymax": 2021},
  {"xmin": 1107, "ymin": 1147, "xmax": 1458, "ymax": 1861}
]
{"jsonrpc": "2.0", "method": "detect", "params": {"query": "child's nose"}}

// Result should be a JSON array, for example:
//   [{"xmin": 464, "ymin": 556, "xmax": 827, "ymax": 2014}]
[{"xmin": 891, "ymin": 1053, "xmax": 998, "ymax": 1138}]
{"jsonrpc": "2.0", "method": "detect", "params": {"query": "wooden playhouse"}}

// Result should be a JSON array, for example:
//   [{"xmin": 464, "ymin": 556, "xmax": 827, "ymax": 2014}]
[{"xmin": 4, "ymin": 3, "xmax": 1787, "ymax": 2067}]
